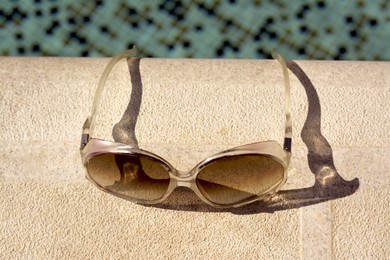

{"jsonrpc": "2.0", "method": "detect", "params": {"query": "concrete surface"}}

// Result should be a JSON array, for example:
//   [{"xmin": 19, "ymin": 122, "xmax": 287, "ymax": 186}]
[{"xmin": 0, "ymin": 56, "xmax": 389, "ymax": 259}]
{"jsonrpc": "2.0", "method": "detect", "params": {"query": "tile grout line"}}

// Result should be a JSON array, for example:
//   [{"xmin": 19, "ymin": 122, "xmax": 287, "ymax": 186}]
[
  {"xmin": 330, "ymin": 200, "xmax": 335, "ymax": 260},
  {"xmin": 300, "ymin": 206, "xmax": 304, "ymax": 260},
  {"xmin": 301, "ymin": 201, "xmax": 333, "ymax": 259}
]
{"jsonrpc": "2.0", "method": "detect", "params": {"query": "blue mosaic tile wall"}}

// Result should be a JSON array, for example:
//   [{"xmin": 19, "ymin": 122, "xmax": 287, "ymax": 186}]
[{"xmin": 1, "ymin": 0, "xmax": 389, "ymax": 60}]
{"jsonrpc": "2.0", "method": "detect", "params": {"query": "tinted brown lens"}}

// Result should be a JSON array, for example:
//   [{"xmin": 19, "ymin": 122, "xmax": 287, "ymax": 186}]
[
  {"xmin": 86, "ymin": 153, "xmax": 170, "ymax": 201},
  {"xmin": 196, "ymin": 155, "xmax": 284, "ymax": 205}
]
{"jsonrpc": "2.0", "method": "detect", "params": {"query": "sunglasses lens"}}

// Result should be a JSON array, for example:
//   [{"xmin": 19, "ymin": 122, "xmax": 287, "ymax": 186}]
[
  {"xmin": 86, "ymin": 153, "xmax": 171, "ymax": 201},
  {"xmin": 196, "ymin": 155, "xmax": 284, "ymax": 205}
]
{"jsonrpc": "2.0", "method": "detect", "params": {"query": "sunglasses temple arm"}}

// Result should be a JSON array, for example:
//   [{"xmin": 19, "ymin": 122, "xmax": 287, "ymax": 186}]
[
  {"xmin": 79, "ymin": 47, "xmax": 292, "ymax": 152},
  {"xmin": 81, "ymin": 47, "xmax": 138, "ymax": 149},
  {"xmin": 272, "ymin": 50, "xmax": 292, "ymax": 153}
]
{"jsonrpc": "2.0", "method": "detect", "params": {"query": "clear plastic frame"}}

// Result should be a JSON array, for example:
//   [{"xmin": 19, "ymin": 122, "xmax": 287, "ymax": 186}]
[{"xmin": 80, "ymin": 47, "xmax": 292, "ymax": 208}]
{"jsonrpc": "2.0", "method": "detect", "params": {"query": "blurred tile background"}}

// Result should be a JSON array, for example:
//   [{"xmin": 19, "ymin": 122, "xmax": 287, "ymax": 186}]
[{"xmin": 0, "ymin": 0, "xmax": 389, "ymax": 60}]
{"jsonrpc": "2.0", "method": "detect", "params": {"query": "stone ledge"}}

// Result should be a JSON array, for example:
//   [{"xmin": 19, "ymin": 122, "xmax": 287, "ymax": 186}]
[{"xmin": 0, "ymin": 57, "xmax": 389, "ymax": 259}]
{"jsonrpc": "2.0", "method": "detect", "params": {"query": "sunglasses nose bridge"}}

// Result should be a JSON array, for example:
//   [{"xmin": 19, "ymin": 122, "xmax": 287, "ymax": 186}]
[{"xmin": 172, "ymin": 170, "xmax": 196, "ymax": 188}]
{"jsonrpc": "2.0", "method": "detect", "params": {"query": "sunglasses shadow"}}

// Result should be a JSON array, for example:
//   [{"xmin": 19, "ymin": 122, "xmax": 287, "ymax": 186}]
[
  {"xmin": 114, "ymin": 58, "xmax": 360, "ymax": 214},
  {"xmin": 112, "ymin": 58, "xmax": 142, "ymax": 148}
]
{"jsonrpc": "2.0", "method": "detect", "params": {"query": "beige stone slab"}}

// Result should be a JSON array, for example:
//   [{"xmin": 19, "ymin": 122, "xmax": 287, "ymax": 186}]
[
  {"xmin": 0, "ymin": 181, "xmax": 300, "ymax": 259},
  {"xmin": 1, "ymin": 139, "xmax": 377, "ymax": 259},
  {"xmin": 332, "ymin": 188, "xmax": 390, "ymax": 259},
  {"xmin": 0, "ymin": 57, "xmax": 389, "ymax": 259},
  {"xmin": 332, "ymin": 147, "xmax": 390, "ymax": 189},
  {"xmin": 0, "ymin": 58, "xmax": 389, "ymax": 147}
]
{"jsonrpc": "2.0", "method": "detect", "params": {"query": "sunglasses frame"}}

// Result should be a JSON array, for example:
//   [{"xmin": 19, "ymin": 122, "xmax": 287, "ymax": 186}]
[
  {"xmin": 81, "ymin": 138, "xmax": 290, "ymax": 208},
  {"xmin": 80, "ymin": 47, "xmax": 292, "ymax": 208}
]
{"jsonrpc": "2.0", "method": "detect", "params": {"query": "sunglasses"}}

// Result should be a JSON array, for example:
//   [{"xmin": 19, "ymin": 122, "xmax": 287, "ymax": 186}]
[{"xmin": 80, "ymin": 47, "xmax": 292, "ymax": 208}]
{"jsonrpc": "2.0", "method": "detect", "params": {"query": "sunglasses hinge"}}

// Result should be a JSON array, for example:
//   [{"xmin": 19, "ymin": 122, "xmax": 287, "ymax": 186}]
[
  {"xmin": 283, "ymin": 137, "xmax": 292, "ymax": 152},
  {"xmin": 80, "ymin": 134, "xmax": 90, "ymax": 149}
]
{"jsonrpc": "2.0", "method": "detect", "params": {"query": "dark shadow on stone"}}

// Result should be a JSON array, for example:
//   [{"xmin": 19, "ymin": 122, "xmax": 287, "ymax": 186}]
[{"xmin": 112, "ymin": 58, "xmax": 142, "ymax": 147}]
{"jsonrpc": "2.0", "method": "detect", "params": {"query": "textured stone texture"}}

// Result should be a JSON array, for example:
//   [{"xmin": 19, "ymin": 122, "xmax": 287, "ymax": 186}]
[{"xmin": 0, "ymin": 57, "xmax": 389, "ymax": 259}]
